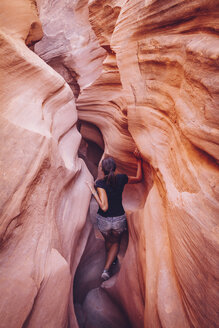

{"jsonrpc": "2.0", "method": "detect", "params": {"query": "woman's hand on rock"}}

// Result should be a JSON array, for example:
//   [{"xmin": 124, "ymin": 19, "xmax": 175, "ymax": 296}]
[
  {"xmin": 133, "ymin": 147, "xmax": 141, "ymax": 159},
  {"xmin": 86, "ymin": 181, "xmax": 95, "ymax": 194}
]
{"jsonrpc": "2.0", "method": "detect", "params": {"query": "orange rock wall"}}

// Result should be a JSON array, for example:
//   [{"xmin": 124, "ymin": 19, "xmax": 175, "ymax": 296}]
[
  {"xmin": 34, "ymin": 0, "xmax": 106, "ymax": 98},
  {"xmin": 79, "ymin": 0, "xmax": 219, "ymax": 327},
  {"xmin": 0, "ymin": 1, "xmax": 93, "ymax": 327},
  {"xmin": 0, "ymin": 0, "xmax": 218, "ymax": 328}
]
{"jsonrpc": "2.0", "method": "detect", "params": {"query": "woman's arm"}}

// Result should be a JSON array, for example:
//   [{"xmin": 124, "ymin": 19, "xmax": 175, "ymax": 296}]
[
  {"xmin": 128, "ymin": 159, "xmax": 142, "ymax": 184},
  {"xmin": 86, "ymin": 182, "xmax": 108, "ymax": 212},
  {"xmin": 128, "ymin": 148, "xmax": 143, "ymax": 184}
]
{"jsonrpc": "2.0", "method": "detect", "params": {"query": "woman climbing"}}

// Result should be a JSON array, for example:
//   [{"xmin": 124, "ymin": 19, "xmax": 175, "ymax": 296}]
[{"xmin": 87, "ymin": 148, "xmax": 143, "ymax": 280}]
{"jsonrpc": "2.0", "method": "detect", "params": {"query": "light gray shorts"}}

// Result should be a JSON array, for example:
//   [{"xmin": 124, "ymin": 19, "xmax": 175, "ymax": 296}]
[{"xmin": 96, "ymin": 214, "xmax": 127, "ymax": 234}]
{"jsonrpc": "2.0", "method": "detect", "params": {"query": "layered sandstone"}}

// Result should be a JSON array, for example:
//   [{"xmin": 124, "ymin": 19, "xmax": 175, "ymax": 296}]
[
  {"xmin": 78, "ymin": 0, "xmax": 219, "ymax": 327},
  {"xmin": 0, "ymin": 1, "xmax": 92, "ymax": 327},
  {"xmin": 34, "ymin": 0, "xmax": 106, "ymax": 98},
  {"xmin": 0, "ymin": 0, "xmax": 218, "ymax": 328}
]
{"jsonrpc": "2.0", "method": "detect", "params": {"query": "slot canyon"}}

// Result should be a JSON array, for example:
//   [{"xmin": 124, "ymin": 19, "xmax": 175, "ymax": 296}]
[{"xmin": 0, "ymin": 0, "xmax": 218, "ymax": 327}]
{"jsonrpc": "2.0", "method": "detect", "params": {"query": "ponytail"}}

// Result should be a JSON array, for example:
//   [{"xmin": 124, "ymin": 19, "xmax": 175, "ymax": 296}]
[
  {"xmin": 107, "ymin": 168, "xmax": 116, "ymax": 187},
  {"xmin": 101, "ymin": 157, "xmax": 116, "ymax": 187}
]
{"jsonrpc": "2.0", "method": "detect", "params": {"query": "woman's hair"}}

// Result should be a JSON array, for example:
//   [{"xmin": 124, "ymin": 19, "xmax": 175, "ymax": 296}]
[{"xmin": 101, "ymin": 157, "xmax": 116, "ymax": 186}]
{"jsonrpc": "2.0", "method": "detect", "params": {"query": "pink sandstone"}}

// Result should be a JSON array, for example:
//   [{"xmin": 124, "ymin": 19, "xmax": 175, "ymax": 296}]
[
  {"xmin": 0, "ymin": 0, "xmax": 218, "ymax": 327},
  {"xmin": 0, "ymin": 1, "xmax": 93, "ymax": 327}
]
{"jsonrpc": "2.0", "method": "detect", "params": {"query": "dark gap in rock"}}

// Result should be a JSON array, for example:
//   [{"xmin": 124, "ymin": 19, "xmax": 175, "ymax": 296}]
[
  {"xmin": 47, "ymin": 57, "xmax": 81, "ymax": 99},
  {"xmin": 101, "ymin": 45, "xmax": 116, "ymax": 55},
  {"xmin": 78, "ymin": 120, "xmax": 104, "ymax": 179}
]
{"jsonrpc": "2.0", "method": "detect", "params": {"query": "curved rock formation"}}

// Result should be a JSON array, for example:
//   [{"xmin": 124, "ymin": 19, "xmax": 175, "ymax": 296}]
[
  {"xmin": 0, "ymin": 0, "xmax": 218, "ymax": 328},
  {"xmin": 83, "ymin": 1, "xmax": 219, "ymax": 327},
  {"xmin": 34, "ymin": 0, "xmax": 106, "ymax": 98},
  {"xmin": 0, "ymin": 1, "xmax": 92, "ymax": 327}
]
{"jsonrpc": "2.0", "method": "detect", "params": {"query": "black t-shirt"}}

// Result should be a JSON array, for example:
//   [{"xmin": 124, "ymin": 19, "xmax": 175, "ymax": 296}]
[{"xmin": 95, "ymin": 174, "xmax": 128, "ymax": 217}]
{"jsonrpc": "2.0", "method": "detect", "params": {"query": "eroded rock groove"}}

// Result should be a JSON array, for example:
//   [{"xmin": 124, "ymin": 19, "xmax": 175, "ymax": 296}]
[{"xmin": 0, "ymin": 0, "xmax": 218, "ymax": 328}]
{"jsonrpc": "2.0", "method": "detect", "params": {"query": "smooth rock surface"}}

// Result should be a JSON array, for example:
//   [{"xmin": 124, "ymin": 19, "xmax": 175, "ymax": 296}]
[
  {"xmin": 80, "ymin": 0, "xmax": 219, "ymax": 327},
  {"xmin": 0, "ymin": 0, "xmax": 218, "ymax": 328},
  {"xmin": 82, "ymin": 287, "xmax": 131, "ymax": 328},
  {"xmin": 35, "ymin": 0, "xmax": 106, "ymax": 98},
  {"xmin": 0, "ymin": 1, "xmax": 92, "ymax": 328}
]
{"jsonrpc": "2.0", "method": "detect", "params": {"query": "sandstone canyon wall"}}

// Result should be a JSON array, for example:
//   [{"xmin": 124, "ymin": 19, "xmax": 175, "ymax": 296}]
[
  {"xmin": 0, "ymin": 0, "xmax": 219, "ymax": 328},
  {"xmin": 0, "ymin": 1, "xmax": 93, "ymax": 327},
  {"xmin": 79, "ymin": 1, "xmax": 219, "ymax": 327}
]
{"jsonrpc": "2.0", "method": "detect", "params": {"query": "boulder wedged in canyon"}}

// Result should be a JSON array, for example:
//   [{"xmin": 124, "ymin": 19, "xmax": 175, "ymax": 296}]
[{"xmin": 0, "ymin": 0, "xmax": 219, "ymax": 328}]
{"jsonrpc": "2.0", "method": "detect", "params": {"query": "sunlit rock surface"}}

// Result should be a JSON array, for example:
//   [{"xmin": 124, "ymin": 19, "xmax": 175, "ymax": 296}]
[
  {"xmin": 0, "ymin": 0, "xmax": 218, "ymax": 328},
  {"xmin": 83, "ymin": 1, "xmax": 219, "ymax": 327},
  {"xmin": 0, "ymin": 1, "xmax": 92, "ymax": 327},
  {"xmin": 34, "ymin": 0, "xmax": 106, "ymax": 98}
]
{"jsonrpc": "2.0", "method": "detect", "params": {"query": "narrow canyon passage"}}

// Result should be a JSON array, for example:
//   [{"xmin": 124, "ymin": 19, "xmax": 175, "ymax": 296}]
[
  {"xmin": 74, "ymin": 121, "xmax": 132, "ymax": 328},
  {"xmin": 0, "ymin": 1, "xmax": 218, "ymax": 328},
  {"xmin": 73, "ymin": 199, "xmax": 131, "ymax": 328}
]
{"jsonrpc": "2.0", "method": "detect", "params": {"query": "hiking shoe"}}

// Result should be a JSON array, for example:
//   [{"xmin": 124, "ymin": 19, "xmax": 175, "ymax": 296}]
[
  {"xmin": 112, "ymin": 256, "xmax": 118, "ymax": 265},
  {"xmin": 101, "ymin": 270, "xmax": 110, "ymax": 280}
]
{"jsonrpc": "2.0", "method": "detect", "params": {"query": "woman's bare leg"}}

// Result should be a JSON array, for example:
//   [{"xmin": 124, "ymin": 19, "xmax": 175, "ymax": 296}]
[
  {"xmin": 104, "ymin": 231, "xmax": 121, "ymax": 271},
  {"xmin": 104, "ymin": 242, "xmax": 119, "ymax": 271},
  {"xmin": 105, "ymin": 239, "xmax": 113, "ymax": 252}
]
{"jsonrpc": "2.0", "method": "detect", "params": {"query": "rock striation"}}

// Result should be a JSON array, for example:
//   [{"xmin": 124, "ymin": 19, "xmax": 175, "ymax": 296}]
[
  {"xmin": 0, "ymin": 1, "xmax": 93, "ymax": 327},
  {"xmin": 78, "ymin": 0, "xmax": 219, "ymax": 327},
  {"xmin": 0, "ymin": 0, "xmax": 218, "ymax": 328},
  {"xmin": 34, "ymin": 0, "xmax": 106, "ymax": 98}
]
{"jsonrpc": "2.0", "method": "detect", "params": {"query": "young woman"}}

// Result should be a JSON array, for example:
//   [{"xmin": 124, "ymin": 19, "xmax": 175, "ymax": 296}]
[{"xmin": 87, "ymin": 149, "xmax": 142, "ymax": 280}]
